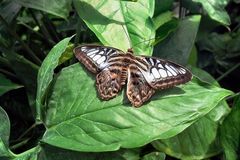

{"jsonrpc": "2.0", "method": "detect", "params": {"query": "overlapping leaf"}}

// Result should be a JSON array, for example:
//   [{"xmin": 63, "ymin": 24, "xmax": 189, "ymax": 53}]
[
  {"xmin": 73, "ymin": 0, "xmax": 155, "ymax": 55},
  {"xmin": 36, "ymin": 36, "xmax": 74, "ymax": 121}
]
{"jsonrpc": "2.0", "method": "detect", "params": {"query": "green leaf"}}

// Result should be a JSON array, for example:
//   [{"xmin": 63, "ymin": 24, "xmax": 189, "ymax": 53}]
[
  {"xmin": 39, "ymin": 144, "xmax": 140, "ymax": 160},
  {"xmin": 152, "ymin": 67, "xmax": 230, "ymax": 159},
  {"xmin": 154, "ymin": 18, "xmax": 178, "ymax": 44},
  {"xmin": 74, "ymin": 0, "xmax": 155, "ymax": 55},
  {"xmin": 153, "ymin": 0, "xmax": 173, "ymax": 17},
  {"xmin": 153, "ymin": 15, "xmax": 201, "ymax": 65},
  {"xmin": 142, "ymin": 152, "xmax": 165, "ymax": 160},
  {"xmin": 14, "ymin": 0, "xmax": 72, "ymax": 19},
  {"xmin": 188, "ymin": 45, "xmax": 198, "ymax": 66},
  {"xmin": 192, "ymin": 0, "xmax": 230, "ymax": 25},
  {"xmin": 6, "ymin": 53, "xmax": 39, "ymax": 113},
  {"xmin": 0, "ymin": 0, "xmax": 21, "ymax": 24},
  {"xmin": 36, "ymin": 36, "xmax": 74, "ymax": 121},
  {"xmin": 0, "ymin": 106, "xmax": 12, "ymax": 158},
  {"xmin": 221, "ymin": 96, "xmax": 240, "ymax": 160},
  {"xmin": 0, "ymin": 73, "xmax": 22, "ymax": 96},
  {"xmin": 42, "ymin": 63, "xmax": 232, "ymax": 152}
]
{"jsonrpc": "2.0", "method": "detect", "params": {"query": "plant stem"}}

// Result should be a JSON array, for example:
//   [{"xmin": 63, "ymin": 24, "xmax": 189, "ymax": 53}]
[
  {"xmin": 15, "ymin": 123, "xmax": 37, "ymax": 141},
  {"xmin": 226, "ymin": 92, "xmax": 240, "ymax": 101},
  {"xmin": 10, "ymin": 138, "xmax": 30, "ymax": 150},
  {"xmin": 0, "ymin": 69, "xmax": 17, "ymax": 79},
  {"xmin": 74, "ymin": 17, "xmax": 82, "ymax": 47},
  {"xmin": 0, "ymin": 15, "xmax": 42, "ymax": 65},
  {"xmin": 217, "ymin": 63, "xmax": 240, "ymax": 81}
]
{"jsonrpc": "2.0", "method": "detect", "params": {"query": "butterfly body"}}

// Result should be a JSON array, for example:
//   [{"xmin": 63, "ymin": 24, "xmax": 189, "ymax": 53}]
[{"xmin": 74, "ymin": 45, "xmax": 192, "ymax": 107}]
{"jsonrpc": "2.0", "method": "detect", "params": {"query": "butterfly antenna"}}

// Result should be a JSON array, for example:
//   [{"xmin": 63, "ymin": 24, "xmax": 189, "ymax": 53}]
[{"xmin": 131, "ymin": 37, "xmax": 156, "ymax": 49}]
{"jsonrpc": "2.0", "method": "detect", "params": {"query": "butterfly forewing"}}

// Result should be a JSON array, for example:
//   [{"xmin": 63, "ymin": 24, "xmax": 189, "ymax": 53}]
[
  {"xmin": 74, "ymin": 45, "xmax": 124, "ymax": 73},
  {"xmin": 137, "ymin": 57, "xmax": 192, "ymax": 90}
]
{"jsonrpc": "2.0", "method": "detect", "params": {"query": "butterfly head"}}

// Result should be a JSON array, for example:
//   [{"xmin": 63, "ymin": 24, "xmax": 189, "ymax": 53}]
[{"xmin": 127, "ymin": 48, "xmax": 134, "ymax": 54}]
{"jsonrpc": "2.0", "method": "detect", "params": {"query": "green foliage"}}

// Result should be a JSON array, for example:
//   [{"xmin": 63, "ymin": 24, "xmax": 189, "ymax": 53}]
[{"xmin": 0, "ymin": 0, "xmax": 239, "ymax": 159}]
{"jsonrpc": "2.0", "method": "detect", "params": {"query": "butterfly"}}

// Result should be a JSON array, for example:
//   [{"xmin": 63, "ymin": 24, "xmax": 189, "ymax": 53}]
[{"xmin": 74, "ymin": 45, "xmax": 192, "ymax": 107}]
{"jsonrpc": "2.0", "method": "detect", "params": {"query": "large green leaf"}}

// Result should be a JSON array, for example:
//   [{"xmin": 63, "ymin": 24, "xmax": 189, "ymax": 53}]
[
  {"xmin": 41, "ymin": 63, "xmax": 232, "ymax": 152},
  {"xmin": 192, "ymin": 0, "xmax": 230, "ymax": 25},
  {"xmin": 153, "ymin": 15, "xmax": 201, "ymax": 65},
  {"xmin": 14, "ymin": 0, "xmax": 72, "ymax": 19},
  {"xmin": 221, "ymin": 96, "xmax": 240, "ymax": 160},
  {"xmin": 36, "ymin": 36, "xmax": 74, "ymax": 121},
  {"xmin": 0, "ymin": 73, "xmax": 22, "ymax": 96},
  {"xmin": 74, "ymin": 0, "xmax": 155, "ymax": 55},
  {"xmin": 152, "ymin": 67, "xmax": 230, "ymax": 159}
]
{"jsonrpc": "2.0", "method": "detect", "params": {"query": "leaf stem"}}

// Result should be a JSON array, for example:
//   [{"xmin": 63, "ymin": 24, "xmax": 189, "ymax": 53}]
[
  {"xmin": 10, "ymin": 138, "xmax": 30, "ymax": 150},
  {"xmin": 217, "ymin": 63, "xmax": 240, "ymax": 81}
]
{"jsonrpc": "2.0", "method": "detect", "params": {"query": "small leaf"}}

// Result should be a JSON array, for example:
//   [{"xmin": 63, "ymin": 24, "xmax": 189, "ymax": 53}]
[
  {"xmin": 153, "ymin": 15, "xmax": 201, "ymax": 65},
  {"xmin": 14, "ymin": 0, "xmax": 72, "ymax": 19},
  {"xmin": 74, "ymin": 0, "xmax": 155, "ymax": 55},
  {"xmin": 0, "ymin": 73, "xmax": 22, "ymax": 96},
  {"xmin": 192, "ymin": 0, "xmax": 230, "ymax": 25},
  {"xmin": 221, "ymin": 96, "xmax": 240, "ymax": 160},
  {"xmin": 36, "ymin": 36, "xmax": 74, "ymax": 121},
  {"xmin": 41, "ymin": 63, "xmax": 232, "ymax": 152}
]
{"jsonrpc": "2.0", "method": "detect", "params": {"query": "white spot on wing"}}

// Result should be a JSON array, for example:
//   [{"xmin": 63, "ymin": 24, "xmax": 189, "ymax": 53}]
[
  {"xmin": 167, "ymin": 71, "xmax": 172, "ymax": 76},
  {"xmin": 92, "ymin": 55, "xmax": 101, "ymax": 61},
  {"xmin": 165, "ymin": 65, "xmax": 177, "ymax": 76},
  {"xmin": 152, "ymin": 68, "xmax": 160, "ymax": 78},
  {"xmin": 158, "ymin": 63, "xmax": 164, "ymax": 68},
  {"xmin": 170, "ymin": 65, "xmax": 179, "ymax": 74},
  {"xmin": 150, "ymin": 58, "xmax": 154, "ymax": 65},
  {"xmin": 99, "ymin": 51, "xmax": 104, "ymax": 55},
  {"xmin": 81, "ymin": 47, "xmax": 87, "ymax": 51},
  {"xmin": 106, "ymin": 49, "xmax": 112, "ymax": 55},
  {"xmin": 180, "ymin": 68, "xmax": 186, "ymax": 74},
  {"xmin": 87, "ymin": 49, "xmax": 98, "ymax": 56},
  {"xmin": 96, "ymin": 56, "xmax": 106, "ymax": 64},
  {"xmin": 159, "ymin": 69, "xmax": 167, "ymax": 78}
]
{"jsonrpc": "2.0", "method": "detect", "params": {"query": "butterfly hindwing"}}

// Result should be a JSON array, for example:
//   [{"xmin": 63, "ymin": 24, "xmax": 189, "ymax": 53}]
[
  {"xmin": 138, "ymin": 57, "xmax": 192, "ymax": 90},
  {"xmin": 126, "ymin": 65, "xmax": 155, "ymax": 107},
  {"xmin": 96, "ymin": 66, "xmax": 127, "ymax": 100},
  {"xmin": 74, "ymin": 45, "xmax": 124, "ymax": 73}
]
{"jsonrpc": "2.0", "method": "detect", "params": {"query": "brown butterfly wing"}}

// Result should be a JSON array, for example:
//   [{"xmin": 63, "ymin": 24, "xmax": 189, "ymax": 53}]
[
  {"xmin": 96, "ymin": 66, "xmax": 127, "ymax": 100},
  {"xmin": 138, "ymin": 56, "xmax": 192, "ymax": 90},
  {"xmin": 74, "ymin": 45, "xmax": 127, "ymax": 100},
  {"xmin": 126, "ymin": 65, "xmax": 155, "ymax": 107},
  {"xmin": 74, "ymin": 45, "xmax": 124, "ymax": 74}
]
